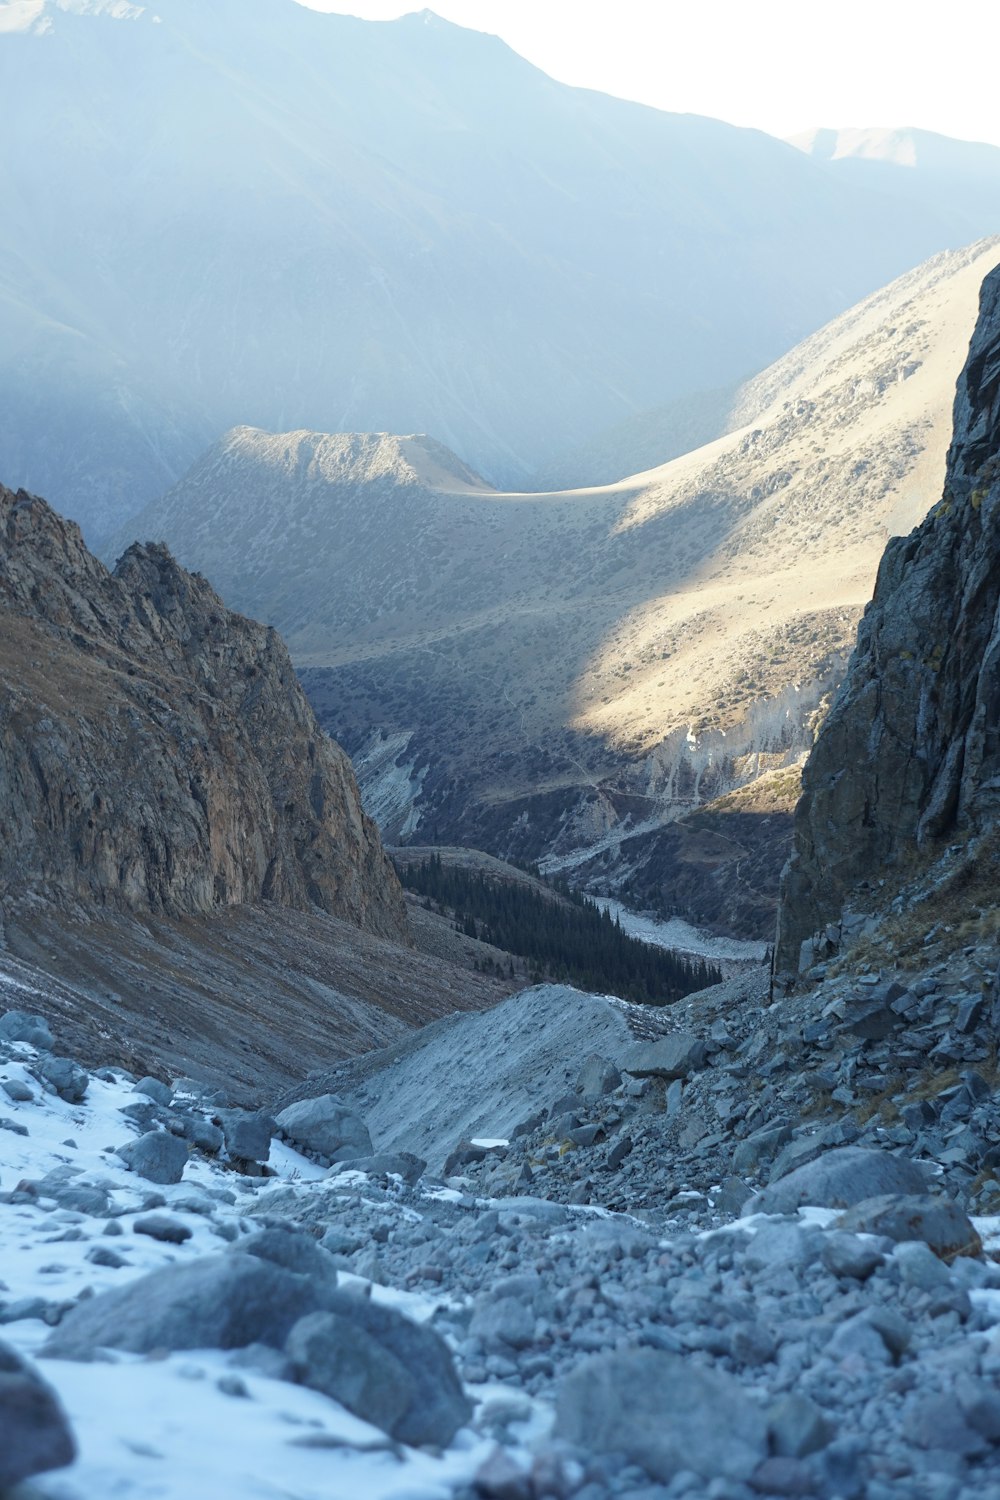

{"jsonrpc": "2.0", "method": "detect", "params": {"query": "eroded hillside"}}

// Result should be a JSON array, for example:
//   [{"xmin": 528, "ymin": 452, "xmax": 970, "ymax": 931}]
[{"xmin": 107, "ymin": 241, "xmax": 1000, "ymax": 932}]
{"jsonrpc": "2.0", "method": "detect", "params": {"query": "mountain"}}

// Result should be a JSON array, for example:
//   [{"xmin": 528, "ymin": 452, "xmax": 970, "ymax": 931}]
[
  {"xmin": 790, "ymin": 126, "xmax": 1000, "ymax": 244},
  {"xmin": 0, "ymin": 484, "xmax": 405, "ymax": 934},
  {"xmin": 3, "ymin": 2, "xmax": 999, "ymax": 540},
  {"xmin": 0, "ymin": 482, "xmax": 521, "ymax": 1093},
  {"xmin": 107, "ymin": 239, "xmax": 1000, "ymax": 935},
  {"xmin": 776, "ymin": 259, "xmax": 1000, "ymax": 974}
]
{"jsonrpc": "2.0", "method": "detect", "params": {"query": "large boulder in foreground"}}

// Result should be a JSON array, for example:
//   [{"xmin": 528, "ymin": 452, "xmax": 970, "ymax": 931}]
[
  {"xmin": 43, "ymin": 1251, "xmax": 328, "ymax": 1359},
  {"xmin": 286, "ymin": 1300, "xmax": 471, "ymax": 1447},
  {"xmin": 744, "ymin": 1148, "xmax": 929, "ymax": 1216},
  {"xmin": 555, "ymin": 1348, "xmax": 768, "ymax": 1482},
  {"xmin": 275, "ymin": 1095, "xmax": 373, "ymax": 1161},
  {"xmin": 0, "ymin": 1340, "xmax": 76, "ymax": 1489}
]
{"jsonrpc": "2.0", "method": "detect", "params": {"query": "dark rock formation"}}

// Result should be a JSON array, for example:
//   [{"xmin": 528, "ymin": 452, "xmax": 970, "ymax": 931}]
[
  {"xmin": 776, "ymin": 266, "xmax": 1000, "ymax": 972},
  {"xmin": 0, "ymin": 486, "xmax": 405, "ymax": 938}
]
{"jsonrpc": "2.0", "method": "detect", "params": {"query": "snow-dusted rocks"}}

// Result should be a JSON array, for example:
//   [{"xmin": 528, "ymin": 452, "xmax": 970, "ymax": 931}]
[
  {"xmin": 0, "ymin": 1009, "xmax": 53, "ymax": 1049},
  {"xmin": 275, "ymin": 1094, "xmax": 373, "ymax": 1163},
  {"xmin": 43, "ymin": 1250, "xmax": 330, "ymax": 1359},
  {"xmin": 115, "ymin": 1129, "xmax": 189, "ymax": 1185},
  {"xmin": 0, "ymin": 1340, "xmax": 76, "ymax": 1489}
]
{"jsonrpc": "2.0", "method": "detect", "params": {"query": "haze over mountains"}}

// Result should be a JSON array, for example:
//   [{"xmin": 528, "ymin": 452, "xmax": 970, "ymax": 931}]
[
  {"xmin": 3, "ymin": 0, "xmax": 1000, "ymax": 541},
  {"xmin": 109, "ymin": 237, "xmax": 1000, "ymax": 931}
]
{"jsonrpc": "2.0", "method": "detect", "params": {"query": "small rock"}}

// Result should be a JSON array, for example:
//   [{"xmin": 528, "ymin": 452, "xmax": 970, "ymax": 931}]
[
  {"xmin": 217, "ymin": 1109, "xmax": 274, "ymax": 1164},
  {"xmin": 554, "ymin": 1348, "xmax": 768, "ymax": 1482},
  {"xmin": 285, "ymin": 1298, "xmax": 471, "ymax": 1446},
  {"xmin": 2, "ymin": 1079, "xmax": 34, "ymax": 1103},
  {"xmin": 35, "ymin": 1055, "xmax": 88, "ymax": 1104},
  {"xmin": 576, "ymin": 1054, "xmax": 621, "ymax": 1100},
  {"xmin": 836, "ymin": 1193, "xmax": 981, "ymax": 1261},
  {"xmin": 0, "ymin": 1339, "xmax": 76, "ymax": 1488},
  {"xmin": 134, "ymin": 1213, "xmax": 193, "ymax": 1245}
]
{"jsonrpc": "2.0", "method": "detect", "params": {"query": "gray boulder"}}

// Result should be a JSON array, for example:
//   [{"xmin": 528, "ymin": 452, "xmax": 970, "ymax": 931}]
[
  {"xmin": 621, "ymin": 1033, "xmax": 707, "ymax": 1080},
  {"xmin": 43, "ymin": 1251, "xmax": 330, "ymax": 1358},
  {"xmin": 133, "ymin": 1076, "xmax": 173, "ymax": 1107},
  {"xmin": 328, "ymin": 1151, "xmax": 426, "ymax": 1185},
  {"xmin": 576, "ymin": 1053, "xmax": 621, "ymax": 1099},
  {"xmin": 0, "ymin": 1009, "xmax": 53, "ymax": 1050},
  {"xmin": 554, "ymin": 1349, "xmax": 768, "ymax": 1482},
  {"xmin": 116, "ymin": 1129, "xmax": 189, "ymax": 1184},
  {"xmin": 238, "ymin": 1228, "xmax": 340, "ymax": 1285},
  {"xmin": 0, "ymin": 1340, "xmax": 76, "ymax": 1488},
  {"xmin": 286, "ymin": 1296, "xmax": 471, "ymax": 1446},
  {"xmin": 275, "ymin": 1094, "xmax": 373, "ymax": 1161},
  {"xmin": 35, "ymin": 1055, "xmax": 88, "ymax": 1104},
  {"xmin": 218, "ymin": 1108, "xmax": 275, "ymax": 1163},
  {"xmin": 835, "ymin": 1194, "xmax": 981, "ymax": 1262},
  {"xmin": 743, "ymin": 1148, "xmax": 928, "ymax": 1215},
  {"xmin": 177, "ymin": 1112, "xmax": 225, "ymax": 1154}
]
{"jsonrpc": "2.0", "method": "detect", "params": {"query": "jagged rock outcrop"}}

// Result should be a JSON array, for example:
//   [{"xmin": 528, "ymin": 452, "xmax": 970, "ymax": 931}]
[
  {"xmin": 0, "ymin": 486, "xmax": 406, "ymax": 938},
  {"xmin": 776, "ymin": 266, "xmax": 1000, "ymax": 972}
]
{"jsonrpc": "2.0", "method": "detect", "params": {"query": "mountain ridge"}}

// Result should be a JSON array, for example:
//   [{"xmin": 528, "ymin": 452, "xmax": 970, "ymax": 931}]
[{"xmin": 3, "ymin": 0, "xmax": 999, "ymax": 537}]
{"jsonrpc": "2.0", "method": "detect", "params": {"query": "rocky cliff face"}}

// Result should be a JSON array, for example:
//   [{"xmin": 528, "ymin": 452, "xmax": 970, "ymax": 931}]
[
  {"xmin": 776, "ymin": 266, "xmax": 1000, "ymax": 972},
  {"xmin": 0, "ymin": 486, "xmax": 406, "ymax": 938}
]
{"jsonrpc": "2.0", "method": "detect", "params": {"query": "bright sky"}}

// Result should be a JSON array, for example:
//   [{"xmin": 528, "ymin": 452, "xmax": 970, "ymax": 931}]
[{"xmin": 296, "ymin": 0, "xmax": 1000, "ymax": 148}]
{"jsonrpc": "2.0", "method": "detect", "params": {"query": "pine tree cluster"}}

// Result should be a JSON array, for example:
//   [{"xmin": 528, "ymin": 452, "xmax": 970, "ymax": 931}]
[{"xmin": 398, "ymin": 854, "xmax": 722, "ymax": 1006}]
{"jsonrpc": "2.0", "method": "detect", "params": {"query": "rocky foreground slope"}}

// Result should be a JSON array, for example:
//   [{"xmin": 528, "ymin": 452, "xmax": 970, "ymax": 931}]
[
  {"xmin": 777, "ymin": 259, "xmax": 1000, "ymax": 974},
  {"xmin": 5, "ymin": 935, "xmax": 1000, "ymax": 1500}
]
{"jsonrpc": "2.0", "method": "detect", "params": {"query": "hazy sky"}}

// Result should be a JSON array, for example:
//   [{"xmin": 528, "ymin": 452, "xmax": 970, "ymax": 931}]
[{"xmin": 296, "ymin": 0, "xmax": 1000, "ymax": 148}]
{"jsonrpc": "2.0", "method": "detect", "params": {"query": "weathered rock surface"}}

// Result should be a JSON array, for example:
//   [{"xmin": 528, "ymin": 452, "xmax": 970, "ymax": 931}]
[
  {"xmin": 0, "ymin": 487, "xmax": 405, "ymax": 939},
  {"xmin": 0, "ymin": 1340, "xmax": 76, "ymax": 1489},
  {"xmin": 286, "ymin": 1298, "xmax": 471, "ymax": 1447},
  {"xmin": 554, "ymin": 1348, "xmax": 769, "ymax": 1482},
  {"xmin": 43, "ymin": 1252, "xmax": 330, "ymax": 1359},
  {"xmin": 745, "ymin": 1148, "xmax": 929, "ymax": 1215},
  {"xmin": 777, "ymin": 263, "xmax": 1000, "ymax": 970},
  {"xmin": 275, "ymin": 1095, "xmax": 373, "ymax": 1163}
]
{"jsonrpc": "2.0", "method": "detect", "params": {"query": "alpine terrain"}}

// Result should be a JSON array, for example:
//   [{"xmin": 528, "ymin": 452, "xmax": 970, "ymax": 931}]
[
  {"xmin": 5, "ymin": 263, "xmax": 1000, "ymax": 1500},
  {"xmin": 109, "ymin": 237, "xmax": 1000, "ymax": 936}
]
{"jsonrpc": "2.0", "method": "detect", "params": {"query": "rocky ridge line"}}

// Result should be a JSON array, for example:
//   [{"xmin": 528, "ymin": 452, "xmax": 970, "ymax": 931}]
[
  {"xmin": 777, "ymin": 262, "xmax": 1000, "ymax": 974},
  {"xmin": 0, "ymin": 485, "xmax": 405, "ymax": 937}
]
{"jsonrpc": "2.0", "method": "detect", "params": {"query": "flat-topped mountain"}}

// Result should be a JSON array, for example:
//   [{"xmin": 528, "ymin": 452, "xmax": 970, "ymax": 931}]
[
  {"xmin": 110, "ymin": 240, "xmax": 1000, "ymax": 933},
  {"xmin": 2, "ymin": 1, "xmax": 998, "ymax": 539}
]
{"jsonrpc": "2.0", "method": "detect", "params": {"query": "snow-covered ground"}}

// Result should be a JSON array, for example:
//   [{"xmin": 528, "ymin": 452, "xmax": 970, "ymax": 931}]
[
  {"xmin": 588, "ymin": 896, "xmax": 768, "ymax": 967},
  {"xmin": 0, "ymin": 1041, "xmax": 506, "ymax": 1500}
]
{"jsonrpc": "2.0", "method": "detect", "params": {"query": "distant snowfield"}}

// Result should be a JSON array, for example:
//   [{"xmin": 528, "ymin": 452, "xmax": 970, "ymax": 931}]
[{"xmin": 587, "ymin": 896, "xmax": 768, "ymax": 966}]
